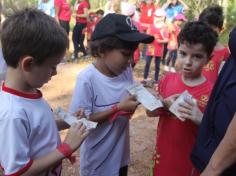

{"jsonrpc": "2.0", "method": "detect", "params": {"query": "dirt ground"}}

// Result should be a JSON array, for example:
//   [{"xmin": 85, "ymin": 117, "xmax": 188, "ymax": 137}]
[{"xmin": 43, "ymin": 59, "xmax": 159, "ymax": 176}]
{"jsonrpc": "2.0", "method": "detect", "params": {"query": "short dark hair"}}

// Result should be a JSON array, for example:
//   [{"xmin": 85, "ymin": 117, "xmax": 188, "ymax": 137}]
[
  {"xmin": 96, "ymin": 9, "xmax": 104, "ymax": 16},
  {"xmin": 1, "ymin": 8, "xmax": 69, "ymax": 68},
  {"xmin": 90, "ymin": 36, "xmax": 139, "ymax": 57},
  {"xmin": 178, "ymin": 21, "xmax": 218, "ymax": 57},
  {"xmin": 199, "ymin": 4, "xmax": 224, "ymax": 30}
]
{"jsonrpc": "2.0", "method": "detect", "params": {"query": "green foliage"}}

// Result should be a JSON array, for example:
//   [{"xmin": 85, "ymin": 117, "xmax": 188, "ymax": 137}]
[{"xmin": 2, "ymin": 0, "xmax": 37, "ymax": 16}]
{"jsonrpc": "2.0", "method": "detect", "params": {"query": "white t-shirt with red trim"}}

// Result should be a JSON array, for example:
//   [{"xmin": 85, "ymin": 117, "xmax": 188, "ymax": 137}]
[
  {"xmin": 69, "ymin": 64, "xmax": 133, "ymax": 176},
  {"xmin": 0, "ymin": 84, "xmax": 62, "ymax": 176}
]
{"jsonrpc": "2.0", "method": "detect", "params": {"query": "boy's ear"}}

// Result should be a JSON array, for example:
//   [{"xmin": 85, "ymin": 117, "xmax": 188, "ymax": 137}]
[{"xmin": 20, "ymin": 56, "xmax": 34, "ymax": 72}]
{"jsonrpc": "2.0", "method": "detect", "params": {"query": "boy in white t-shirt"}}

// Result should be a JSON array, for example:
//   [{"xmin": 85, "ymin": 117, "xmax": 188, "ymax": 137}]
[
  {"xmin": 69, "ymin": 13, "xmax": 154, "ymax": 176},
  {"xmin": 0, "ymin": 8, "xmax": 88, "ymax": 176}
]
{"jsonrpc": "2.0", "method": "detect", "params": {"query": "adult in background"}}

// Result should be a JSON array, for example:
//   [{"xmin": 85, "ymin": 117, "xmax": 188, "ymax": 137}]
[
  {"xmin": 191, "ymin": 27, "xmax": 236, "ymax": 176},
  {"xmin": 38, "ymin": 0, "xmax": 55, "ymax": 17},
  {"xmin": 54, "ymin": 0, "xmax": 72, "ymax": 35},
  {"xmin": 162, "ymin": 0, "xmax": 188, "ymax": 22},
  {"xmin": 71, "ymin": 0, "xmax": 90, "ymax": 60}
]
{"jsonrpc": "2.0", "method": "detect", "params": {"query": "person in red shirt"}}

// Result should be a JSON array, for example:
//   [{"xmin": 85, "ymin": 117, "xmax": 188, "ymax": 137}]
[
  {"xmin": 84, "ymin": 10, "xmax": 104, "ymax": 55},
  {"xmin": 54, "ymin": 0, "xmax": 72, "ymax": 35},
  {"xmin": 200, "ymin": 5, "xmax": 230, "ymax": 84},
  {"xmin": 142, "ymin": 9, "xmax": 169, "ymax": 84},
  {"xmin": 146, "ymin": 21, "xmax": 217, "ymax": 176},
  {"xmin": 165, "ymin": 13, "xmax": 187, "ymax": 72},
  {"xmin": 87, "ymin": 10, "xmax": 104, "ymax": 43},
  {"xmin": 72, "ymin": 0, "xmax": 90, "ymax": 60},
  {"xmin": 139, "ymin": 0, "xmax": 157, "ymax": 27}
]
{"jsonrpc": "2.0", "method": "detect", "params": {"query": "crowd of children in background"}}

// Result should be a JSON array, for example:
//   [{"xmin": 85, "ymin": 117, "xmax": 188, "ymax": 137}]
[{"xmin": 37, "ymin": 0, "xmax": 192, "ymax": 83}]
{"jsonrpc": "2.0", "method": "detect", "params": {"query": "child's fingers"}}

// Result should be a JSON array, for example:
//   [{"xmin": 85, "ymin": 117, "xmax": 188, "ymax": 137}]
[
  {"xmin": 73, "ymin": 108, "xmax": 85, "ymax": 119},
  {"xmin": 179, "ymin": 101, "xmax": 192, "ymax": 111},
  {"xmin": 170, "ymin": 94, "xmax": 180, "ymax": 99},
  {"xmin": 179, "ymin": 112, "xmax": 190, "ymax": 120},
  {"xmin": 128, "ymin": 95, "xmax": 137, "ymax": 101},
  {"xmin": 184, "ymin": 98, "xmax": 195, "ymax": 106},
  {"xmin": 81, "ymin": 130, "xmax": 89, "ymax": 139},
  {"xmin": 177, "ymin": 106, "xmax": 192, "ymax": 116},
  {"xmin": 77, "ymin": 123, "xmax": 86, "ymax": 131},
  {"xmin": 71, "ymin": 123, "xmax": 78, "ymax": 128},
  {"xmin": 77, "ymin": 108, "xmax": 85, "ymax": 116}
]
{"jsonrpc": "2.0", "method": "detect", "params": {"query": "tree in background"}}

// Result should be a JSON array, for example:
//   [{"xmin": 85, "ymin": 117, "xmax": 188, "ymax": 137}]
[
  {"xmin": 0, "ymin": 0, "xmax": 37, "ymax": 16},
  {"xmin": 0, "ymin": 0, "xmax": 235, "ymax": 36}
]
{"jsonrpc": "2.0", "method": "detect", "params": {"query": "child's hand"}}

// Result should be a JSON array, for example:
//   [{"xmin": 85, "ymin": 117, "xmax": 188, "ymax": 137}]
[
  {"xmin": 64, "ymin": 123, "xmax": 89, "ymax": 151},
  {"xmin": 146, "ymin": 87, "xmax": 159, "ymax": 98},
  {"xmin": 177, "ymin": 98, "xmax": 203, "ymax": 124},
  {"xmin": 73, "ymin": 108, "xmax": 85, "ymax": 120},
  {"xmin": 163, "ymin": 94, "xmax": 179, "ymax": 109},
  {"xmin": 117, "ymin": 95, "xmax": 139, "ymax": 112}
]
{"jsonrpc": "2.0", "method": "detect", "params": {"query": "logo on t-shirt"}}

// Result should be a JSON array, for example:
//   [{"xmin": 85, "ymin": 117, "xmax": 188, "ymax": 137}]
[
  {"xmin": 204, "ymin": 60, "xmax": 215, "ymax": 71},
  {"xmin": 198, "ymin": 95, "xmax": 209, "ymax": 108}
]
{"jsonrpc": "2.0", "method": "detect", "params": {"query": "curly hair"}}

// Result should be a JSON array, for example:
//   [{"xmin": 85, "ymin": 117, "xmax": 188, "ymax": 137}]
[{"xmin": 178, "ymin": 21, "xmax": 218, "ymax": 57}]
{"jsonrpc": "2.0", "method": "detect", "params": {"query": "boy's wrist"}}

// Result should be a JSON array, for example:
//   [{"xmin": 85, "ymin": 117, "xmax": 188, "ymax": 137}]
[
  {"xmin": 57, "ymin": 143, "xmax": 74, "ymax": 157},
  {"xmin": 109, "ymin": 104, "xmax": 120, "ymax": 122},
  {"xmin": 116, "ymin": 103, "xmax": 122, "ymax": 112},
  {"xmin": 57, "ymin": 143, "xmax": 76, "ymax": 164}
]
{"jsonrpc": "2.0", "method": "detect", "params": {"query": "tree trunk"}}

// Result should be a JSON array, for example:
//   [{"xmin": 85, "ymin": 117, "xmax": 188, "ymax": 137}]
[{"xmin": 222, "ymin": 0, "xmax": 228, "ymax": 25}]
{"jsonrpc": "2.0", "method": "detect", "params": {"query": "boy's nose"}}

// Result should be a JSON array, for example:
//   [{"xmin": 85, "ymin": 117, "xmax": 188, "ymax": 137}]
[{"xmin": 184, "ymin": 56, "xmax": 192, "ymax": 65}]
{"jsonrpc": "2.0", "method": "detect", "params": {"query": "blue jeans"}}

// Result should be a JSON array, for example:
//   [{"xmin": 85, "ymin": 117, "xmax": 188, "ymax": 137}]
[
  {"xmin": 143, "ymin": 56, "xmax": 161, "ymax": 81},
  {"xmin": 72, "ymin": 22, "xmax": 87, "ymax": 58},
  {"xmin": 166, "ymin": 50, "xmax": 177, "ymax": 67}
]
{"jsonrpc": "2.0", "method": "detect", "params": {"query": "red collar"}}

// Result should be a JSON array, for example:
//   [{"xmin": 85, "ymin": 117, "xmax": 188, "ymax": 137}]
[{"xmin": 2, "ymin": 83, "xmax": 42, "ymax": 99}]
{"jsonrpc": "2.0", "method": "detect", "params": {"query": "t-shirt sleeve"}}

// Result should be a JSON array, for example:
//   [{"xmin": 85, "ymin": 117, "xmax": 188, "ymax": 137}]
[
  {"xmin": 69, "ymin": 75, "xmax": 93, "ymax": 117},
  {"xmin": 223, "ymin": 47, "xmax": 230, "ymax": 61},
  {"xmin": 125, "ymin": 65, "xmax": 134, "ymax": 84},
  {"xmin": 158, "ymin": 75, "xmax": 168, "ymax": 97},
  {"xmin": 0, "ymin": 118, "xmax": 32, "ymax": 175},
  {"xmin": 54, "ymin": 0, "xmax": 62, "ymax": 7}
]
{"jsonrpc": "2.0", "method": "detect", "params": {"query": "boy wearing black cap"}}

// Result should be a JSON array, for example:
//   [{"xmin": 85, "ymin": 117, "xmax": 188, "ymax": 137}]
[{"xmin": 69, "ymin": 13, "xmax": 154, "ymax": 176}]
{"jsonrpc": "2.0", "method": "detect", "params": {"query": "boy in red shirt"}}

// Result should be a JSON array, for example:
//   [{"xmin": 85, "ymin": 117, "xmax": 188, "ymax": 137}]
[
  {"xmin": 200, "ymin": 5, "xmax": 230, "ymax": 84},
  {"xmin": 146, "ymin": 21, "xmax": 217, "ymax": 176},
  {"xmin": 142, "ymin": 9, "xmax": 169, "ymax": 84},
  {"xmin": 72, "ymin": 0, "xmax": 90, "ymax": 60}
]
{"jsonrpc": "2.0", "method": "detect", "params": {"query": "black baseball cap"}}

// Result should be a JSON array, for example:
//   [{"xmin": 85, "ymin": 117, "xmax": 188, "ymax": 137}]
[{"xmin": 91, "ymin": 13, "xmax": 154, "ymax": 44}]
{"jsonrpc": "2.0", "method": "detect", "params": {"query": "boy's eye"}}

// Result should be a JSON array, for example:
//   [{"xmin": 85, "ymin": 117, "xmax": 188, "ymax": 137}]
[
  {"xmin": 193, "ymin": 54, "xmax": 204, "ymax": 60},
  {"xmin": 178, "ymin": 51, "xmax": 186, "ymax": 57}
]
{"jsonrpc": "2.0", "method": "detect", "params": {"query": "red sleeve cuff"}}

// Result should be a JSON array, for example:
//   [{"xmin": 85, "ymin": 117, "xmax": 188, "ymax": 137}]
[{"xmin": 4, "ymin": 159, "xmax": 33, "ymax": 176}]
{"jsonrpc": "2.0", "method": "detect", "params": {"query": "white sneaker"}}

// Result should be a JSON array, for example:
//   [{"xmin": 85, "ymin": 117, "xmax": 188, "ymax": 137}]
[
  {"xmin": 170, "ymin": 67, "xmax": 176, "ymax": 72},
  {"xmin": 164, "ymin": 65, "xmax": 169, "ymax": 71}
]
